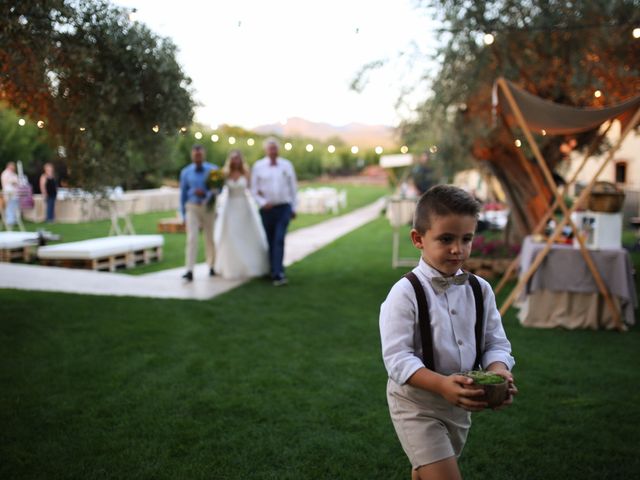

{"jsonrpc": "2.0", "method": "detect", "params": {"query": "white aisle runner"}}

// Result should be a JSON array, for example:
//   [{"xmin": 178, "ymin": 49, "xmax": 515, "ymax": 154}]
[{"xmin": 0, "ymin": 198, "xmax": 385, "ymax": 300}]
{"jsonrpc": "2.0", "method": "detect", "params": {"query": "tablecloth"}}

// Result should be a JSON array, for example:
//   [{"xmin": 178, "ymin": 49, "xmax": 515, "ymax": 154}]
[{"xmin": 518, "ymin": 236, "xmax": 637, "ymax": 327}]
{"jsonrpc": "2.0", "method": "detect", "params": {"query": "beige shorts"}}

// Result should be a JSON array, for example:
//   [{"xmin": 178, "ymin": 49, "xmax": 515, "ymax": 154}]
[{"xmin": 387, "ymin": 378, "xmax": 471, "ymax": 470}]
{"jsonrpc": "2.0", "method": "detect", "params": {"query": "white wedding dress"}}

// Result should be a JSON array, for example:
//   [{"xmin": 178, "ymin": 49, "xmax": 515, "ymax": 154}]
[{"xmin": 214, "ymin": 176, "xmax": 270, "ymax": 279}]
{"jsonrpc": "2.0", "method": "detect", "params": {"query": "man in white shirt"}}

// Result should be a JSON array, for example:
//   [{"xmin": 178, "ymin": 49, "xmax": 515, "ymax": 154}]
[{"xmin": 251, "ymin": 138, "xmax": 298, "ymax": 286}]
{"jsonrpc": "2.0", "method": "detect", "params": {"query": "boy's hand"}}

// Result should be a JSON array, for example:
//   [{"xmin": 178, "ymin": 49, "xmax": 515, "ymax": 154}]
[
  {"xmin": 439, "ymin": 375, "xmax": 487, "ymax": 412},
  {"xmin": 487, "ymin": 364, "xmax": 518, "ymax": 410}
]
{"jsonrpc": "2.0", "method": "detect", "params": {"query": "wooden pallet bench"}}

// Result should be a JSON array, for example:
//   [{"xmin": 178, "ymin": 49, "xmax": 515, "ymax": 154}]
[
  {"xmin": 37, "ymin": 235, "xmax": 164, "ymax": 272},
  {"xmin": 157, "ymin": 217, "xmax": 185, "ymax": 233},
  {"xmin": 0, "ymin": 232, "xmax": 40, "ymax": 262}
]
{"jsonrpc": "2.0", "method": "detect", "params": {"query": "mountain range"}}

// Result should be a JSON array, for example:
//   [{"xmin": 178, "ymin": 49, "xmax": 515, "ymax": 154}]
[{"xmin": 252, "ymin": 117, "xmax": 397, "ymax": 149}]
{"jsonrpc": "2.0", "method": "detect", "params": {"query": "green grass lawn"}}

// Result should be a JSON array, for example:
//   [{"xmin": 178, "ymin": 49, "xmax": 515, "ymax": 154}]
[
  {"xmin": 25, "ymin": 182, "xmax": 389, "ymax": 275},
  {"xmin": 2, "ymin": 217, "xmax": 639, "ymax": 479}
]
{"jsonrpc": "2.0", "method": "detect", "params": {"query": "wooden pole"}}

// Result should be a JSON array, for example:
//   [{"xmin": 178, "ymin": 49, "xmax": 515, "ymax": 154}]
[
  {"xmin": 494, "ymin": 121, "xmax": 613, "ymax": 294},
  {"xmin": 498, "ymin": 79, "xmax": 620, "ymax": 328},
  {"xmin": 500, "ymin": 105, "xmax": 640, "ymax": 327}
]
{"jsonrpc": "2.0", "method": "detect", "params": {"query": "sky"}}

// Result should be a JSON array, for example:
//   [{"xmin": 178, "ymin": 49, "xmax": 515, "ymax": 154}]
[{"xmin": 113, "ymin": 0, "xmax": 438, "ymax": 129}]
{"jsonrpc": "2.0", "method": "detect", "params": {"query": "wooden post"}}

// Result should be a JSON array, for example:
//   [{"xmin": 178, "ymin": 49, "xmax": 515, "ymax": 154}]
[
  {"xmin": 500, "ymin": 103, "xmax": 640, "ymax": 328},
  {"xmin": 496, "ymin": 78, "xmax": 640, "ymax": 330},
  {"xmin": 494, "ymin": 121, "xmax": 612, "ymax": 294}
]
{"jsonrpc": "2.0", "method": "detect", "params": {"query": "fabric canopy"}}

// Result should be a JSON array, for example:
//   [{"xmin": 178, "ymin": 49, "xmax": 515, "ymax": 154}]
[{"xmin": 493, "ymin": 78, "xmax": 640, "ymax": 135}]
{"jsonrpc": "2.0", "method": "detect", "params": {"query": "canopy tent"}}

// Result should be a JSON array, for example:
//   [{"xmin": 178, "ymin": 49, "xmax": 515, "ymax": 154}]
[
  {"xmin": 493, "ymin": 79, "xmax": 640, "ymax": 135},
  {"xmin": 492, "ymin": 77, "xmax": 640, "ymax": 331}
]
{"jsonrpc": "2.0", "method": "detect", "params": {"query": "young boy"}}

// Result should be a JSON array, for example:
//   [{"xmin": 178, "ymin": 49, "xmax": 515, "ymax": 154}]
[{"xmin": 380, "ymin": 185, "xmax": 517, "ymax": 480}]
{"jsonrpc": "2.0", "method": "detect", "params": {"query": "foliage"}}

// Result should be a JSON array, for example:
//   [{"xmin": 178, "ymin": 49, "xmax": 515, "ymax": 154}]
[
  {"xmin": 1, "ymin": 217, "xmax": 640, "ymax": 479},
  {"xmin": 470, "ymin": 234, "xmax": 521, "ymax": 258},
  {"xmin": 0, "ymin": 106, "xmax": 55, "ymax": 176},
  {"xmin": 0, "ymin": 0, "xmax": 194, "ymax": 191},
  {"xmin": 396, "ymin": 0, "xmax": 640, "ymax": 235},
  {"xmin": 171, "ymin": 125, "xmax": 389, "ymax": 182}
]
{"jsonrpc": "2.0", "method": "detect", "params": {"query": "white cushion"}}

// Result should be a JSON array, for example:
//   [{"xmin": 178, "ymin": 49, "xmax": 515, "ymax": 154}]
[
  {"xmin": 0, "ymin": 232, "xmax": 40, "ymax": 249},
  {"xmin": 38, "ymin": 235, "xmax": 164, "ymax": 260}
]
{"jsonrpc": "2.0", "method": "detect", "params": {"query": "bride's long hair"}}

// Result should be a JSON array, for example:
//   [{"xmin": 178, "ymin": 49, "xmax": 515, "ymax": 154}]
[{"xmin": 222, "ymin": 149, "xmax": 251, "ymax": 183}]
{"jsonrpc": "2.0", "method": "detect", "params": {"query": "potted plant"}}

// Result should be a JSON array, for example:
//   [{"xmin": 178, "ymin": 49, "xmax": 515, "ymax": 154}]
[
  {"xmin": 463, "ymin": 370, "xmax": 509, "ymax": 408},
  {"xmin": 464, "ymin": 235, "xmax": 520, "ymax": 279}
]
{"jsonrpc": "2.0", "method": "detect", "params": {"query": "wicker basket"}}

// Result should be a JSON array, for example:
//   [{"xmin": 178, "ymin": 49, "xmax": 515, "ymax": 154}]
[{"xmin": 588, "ymin": 181, "xmax": 625, "ymax": 213}]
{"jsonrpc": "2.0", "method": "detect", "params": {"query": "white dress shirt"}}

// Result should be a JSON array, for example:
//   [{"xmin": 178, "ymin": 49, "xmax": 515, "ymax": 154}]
[
  {"xmin": 250, "ymin": 157, "xmax": 298, "ymax": 211},
  {"xmin": 380, "ymin": 258, "xmax": 515, "ymax": 385}
]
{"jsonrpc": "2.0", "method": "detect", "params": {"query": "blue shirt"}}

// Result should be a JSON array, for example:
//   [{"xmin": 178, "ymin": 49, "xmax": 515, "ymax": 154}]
[{"xmin": 179, "ymin": 162, "xmax": 219, "ymax": 217}]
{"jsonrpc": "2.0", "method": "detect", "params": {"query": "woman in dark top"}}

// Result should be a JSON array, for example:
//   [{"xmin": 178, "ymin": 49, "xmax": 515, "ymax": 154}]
[{"xmin": 39, "ymin": 163, "xmax": 57, "ymax": 222}]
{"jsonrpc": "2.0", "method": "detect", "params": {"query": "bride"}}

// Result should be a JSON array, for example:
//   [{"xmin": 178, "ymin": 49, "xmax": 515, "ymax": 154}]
[{"xmin": 214, "ymin": 150, "xmax": 270, "ymax": 279}]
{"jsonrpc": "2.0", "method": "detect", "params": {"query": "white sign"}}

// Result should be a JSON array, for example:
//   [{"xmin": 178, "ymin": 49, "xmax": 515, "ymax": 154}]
[{"xmin": 379, "ymin": 154, "xmax": 414, "ymax": 168}]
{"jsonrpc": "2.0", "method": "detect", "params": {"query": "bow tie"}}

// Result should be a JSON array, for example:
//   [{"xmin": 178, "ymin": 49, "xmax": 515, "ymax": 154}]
[{"xmin": 430, "ymin": 273, "xmax": 468, "ymax": 294}]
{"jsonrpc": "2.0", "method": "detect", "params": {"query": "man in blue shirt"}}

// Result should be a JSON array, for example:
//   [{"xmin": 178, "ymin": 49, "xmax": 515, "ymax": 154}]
[{"xmin": 179, "ymin": 144, "xmax": 219, "ymax": 281}]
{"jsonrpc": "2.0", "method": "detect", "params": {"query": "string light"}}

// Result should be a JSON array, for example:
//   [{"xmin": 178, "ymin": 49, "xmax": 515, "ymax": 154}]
[
  {"xmin": 400, "ymin": 145, "xmax": 409, "ymax": 154},
  {"xmin": 18, "ymin": 118, "xmax": 25, "ymax": 126},
  {"xmin": 152, "ymin": 124, "xmax": 159, "ymax": 133},
  {"xmin": 375, "ymin": 146, "xmax": 383, "ymax": 154},
  {"xmin": 79, "ymin": 127, "xmax": 86, "ymax": 132},
  {"xmin": 194, "ymin": 131, "xmax": 203, "ymax": 140},
  {"xmin": 247, "ymin": 138, "xmax": 255, "ymax": 146},
  {"xmin": 515, "ymin": 139, "xmax": 522, "ymax": 147},
  {"xmin": 305, "ymin": 144, "xmax": 314, "ymax": 152},
  {"xmin": 228, "ymin": 136, "xmax": 236, "ymax": 144},
  {"xmin": 328, "ymin": 145, "xmax": 336, "ymax": 153},
  {"xmin": 180, "ymin": 126, "xmax": 187, "ymax": 133},
  {"xmin": 483, "ymin": 33, "xmax": 495, "ymax": 45},
  {"xmin": 37, "ymin": 120, "xmax": 45, "ymax": 128},
  {"xmin": 541, "ymin": 129, "xmax": 547, "ymax": 136},
  {"xmin": 429, "ymin": 145, "xmax": 438, "ymax": 153},
  {"xmin": 594, "ymin": 89, "xmax": 602, "ymax": 98},
  {"xmin": 284, "ymin": 142, "xmax": 293, "ymax": 151},
  {"xmin": 350, "ymin": 146, "xmax": 359, "ymax": 154},
  {"xmin": 633, "ymin": 27, "xmax": 640, "ymax": 38},
  {"xmin": 211, "ymin": 134, "xmax": 219, "ymax": 142}
]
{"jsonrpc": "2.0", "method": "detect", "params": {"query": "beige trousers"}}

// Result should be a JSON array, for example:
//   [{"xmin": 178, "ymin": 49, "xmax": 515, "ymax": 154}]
[{"xmin": 185, "ymin": 203, "xmax": 216, "ymax": 272}]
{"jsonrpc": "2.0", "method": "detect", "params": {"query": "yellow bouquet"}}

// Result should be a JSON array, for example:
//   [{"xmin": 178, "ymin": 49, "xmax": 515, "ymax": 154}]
[{"xmin": 206, "ymin": 168, "xmax": 225, "ymax": 209}]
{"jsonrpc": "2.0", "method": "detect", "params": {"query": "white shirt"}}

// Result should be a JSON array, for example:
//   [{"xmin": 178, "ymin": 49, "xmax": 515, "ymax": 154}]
[
  {"xmin": 380, "ymin": 258, "xmax": 515, "ymax": 385},
  {"xmin": 1, "ymin": 169, "xmax": 18, "ymax": 194},
  {"xmin": 250, "ymin": 157, "xmax": 298, "ymax": 210}
]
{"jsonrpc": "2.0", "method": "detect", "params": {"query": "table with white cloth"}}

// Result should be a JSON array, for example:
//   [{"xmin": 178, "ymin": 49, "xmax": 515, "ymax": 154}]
[
  {"xmin": 23, "ymin": 187, "xmax": 180, "ymax": 223},
  {"xmin": 517, "ymin": 236, "xmax": 637, "ymax": 330},
  {"xmin": 296, "ymin": 187, "xmax": 346, "ymax": 214}
]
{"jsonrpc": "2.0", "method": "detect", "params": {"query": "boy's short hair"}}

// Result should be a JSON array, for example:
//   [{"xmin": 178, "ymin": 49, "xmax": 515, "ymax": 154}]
[{"xmin": 413, "ymin": 184, "xmax": 480, "ymax": 234}]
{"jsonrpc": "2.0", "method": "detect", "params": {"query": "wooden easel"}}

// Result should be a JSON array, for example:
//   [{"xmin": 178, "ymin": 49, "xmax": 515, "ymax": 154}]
[
  {"xmin": 494, "ymin": 120, "xmax": 613, "ymax": 294},
  {"xmin": 495, "ymin": 77, "xmax": 640, "ymax": 331},
  {"xmin": 108, "ymin": 198, "xmax": 137, "ymax": 236}
]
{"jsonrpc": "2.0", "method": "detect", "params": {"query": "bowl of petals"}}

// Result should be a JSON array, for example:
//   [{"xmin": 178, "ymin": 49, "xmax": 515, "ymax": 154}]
[{"xmin": 463, "ymin": 370, "xmax": 509, "ymax": 408}]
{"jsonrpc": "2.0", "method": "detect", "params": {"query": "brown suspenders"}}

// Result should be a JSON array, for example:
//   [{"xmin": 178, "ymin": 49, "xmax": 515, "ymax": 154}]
[{"xmin": 404, "ymin": 271, "xmax": 484, "ymax": 372}]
